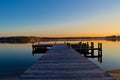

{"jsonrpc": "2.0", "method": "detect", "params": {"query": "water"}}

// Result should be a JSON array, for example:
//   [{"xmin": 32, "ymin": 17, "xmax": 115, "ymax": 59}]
[
  {"xmin": 0, "ymin": 43, "xmax": 43, "ymax": 80},
  {"xmin": 0, "ymin": 40, "xmax": 120, "ymax": 79},
  {"xmin": 88, "ymin": 40, "xmax": 120, "ymax": 70}
]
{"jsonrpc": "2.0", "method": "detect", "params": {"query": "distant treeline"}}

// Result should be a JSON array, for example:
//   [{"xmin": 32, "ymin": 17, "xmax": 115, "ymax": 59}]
[
  {"xmin": 0, "ymin": 35, "xmax": 120, "ymax": 43},
  {"xmin": 40, "ymin": 37, "xmax": 105, "ymax": 41},
  {"xmin": 106, "ymin": 35, "xmax": 120, "ymax": 38},
  {"xmin": 0, "ymin": 36, "xmax": 37, "ymax": 43},
  {"xmin": 105, "ymin": 35, "xmax": 120, "ymax": 41}
]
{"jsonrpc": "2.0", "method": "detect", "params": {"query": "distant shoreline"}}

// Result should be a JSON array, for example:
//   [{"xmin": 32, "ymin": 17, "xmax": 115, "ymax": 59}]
[{"xmin": 0, "ymin": 35, "xmax": 120, "ymax": 43}]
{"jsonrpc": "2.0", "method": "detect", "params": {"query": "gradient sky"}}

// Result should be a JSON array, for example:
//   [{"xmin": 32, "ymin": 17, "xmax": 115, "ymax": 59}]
[{"xmin": 0, "ymin": 0, "xmax": 120, "ymax": 37}]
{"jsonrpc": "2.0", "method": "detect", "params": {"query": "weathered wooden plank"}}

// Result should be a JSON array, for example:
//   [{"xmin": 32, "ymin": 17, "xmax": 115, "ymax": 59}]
[{"xmin": 18, "ymin": 44, "xmax": 115, "ymax": 80}]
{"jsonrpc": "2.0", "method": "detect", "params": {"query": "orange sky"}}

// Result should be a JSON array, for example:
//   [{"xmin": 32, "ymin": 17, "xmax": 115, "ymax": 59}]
[{"xmin": 0, "ymin": 0, "xmax": 120, "ymax": 37}]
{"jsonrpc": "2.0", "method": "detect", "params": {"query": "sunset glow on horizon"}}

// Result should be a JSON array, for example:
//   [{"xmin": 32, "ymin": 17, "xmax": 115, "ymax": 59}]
[{"xmin": 0, "ymin": 0, "xmax": 120, "ymax": 37}]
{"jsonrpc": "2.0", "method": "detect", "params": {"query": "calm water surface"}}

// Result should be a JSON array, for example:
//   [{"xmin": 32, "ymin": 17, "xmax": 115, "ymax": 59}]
[
  {"xmin": 0, "ymin": 43, "xmax": 42, "ymax": 80},
  {"xmin": 0, "ymin": 40, "xmax": 120, "ymax": 80}
]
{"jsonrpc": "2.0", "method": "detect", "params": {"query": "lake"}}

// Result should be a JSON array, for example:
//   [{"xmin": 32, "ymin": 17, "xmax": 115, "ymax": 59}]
[{"xmin": 0, "ymin": 40, "xmax": 120, "ymax": 80}]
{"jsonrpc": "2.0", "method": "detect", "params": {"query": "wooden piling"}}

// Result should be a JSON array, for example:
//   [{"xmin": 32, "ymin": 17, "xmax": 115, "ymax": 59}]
[
  {"xmin": 98, "ymin": 43, "xmax": 102, "ymax": 50},
  {"xmin": 91, "ymin": 42, "xmax": 94, "ymax": 50}
]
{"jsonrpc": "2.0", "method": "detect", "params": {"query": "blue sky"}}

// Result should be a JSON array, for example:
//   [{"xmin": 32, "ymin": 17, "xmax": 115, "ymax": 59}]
[{"xmin": 0, "ymin": 0, "xmax": 120, "ymax": 37}]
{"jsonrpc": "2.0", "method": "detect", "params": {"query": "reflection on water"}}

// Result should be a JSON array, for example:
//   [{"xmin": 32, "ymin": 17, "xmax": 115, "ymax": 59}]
[
  {"xmin": 0, "ymin": 44, "xmax": 43, "ymax": 80},
  {"xmin": 90, "ymin": 41, "xmax": 120, "ymax": 70},
  {"xmin": 0, "ymin": 40, "xmax": 120, "ymax": 79}
]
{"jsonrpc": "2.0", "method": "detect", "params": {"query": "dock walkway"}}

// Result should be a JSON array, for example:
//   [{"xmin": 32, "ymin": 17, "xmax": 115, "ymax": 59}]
[{"xmin": 18, "ymin": 44, "xmax": 115, "ymax": 80}]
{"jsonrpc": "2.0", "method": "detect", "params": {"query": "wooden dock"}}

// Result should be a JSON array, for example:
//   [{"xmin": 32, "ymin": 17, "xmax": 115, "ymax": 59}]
[{"xmin": 18, "ymin": 44, "xmax": 115, "ymax": 80}]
